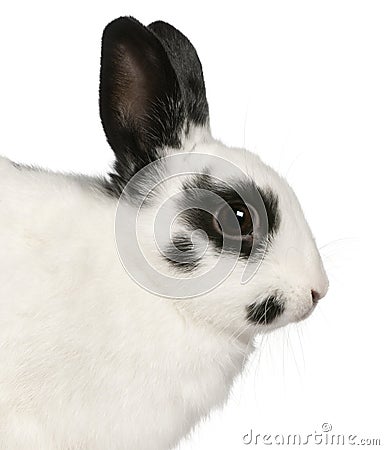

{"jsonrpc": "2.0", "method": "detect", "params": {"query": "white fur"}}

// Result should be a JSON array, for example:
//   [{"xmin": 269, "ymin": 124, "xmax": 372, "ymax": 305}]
[{"xmin": 0, "ymin": 127, "xmax": 328, "ymax": 449}]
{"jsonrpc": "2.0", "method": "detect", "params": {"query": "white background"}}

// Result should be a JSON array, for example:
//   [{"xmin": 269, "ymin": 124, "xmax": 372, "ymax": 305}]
[{"xmin": 1, "ymin": 1, "xmax": 383, "ymax": 448}]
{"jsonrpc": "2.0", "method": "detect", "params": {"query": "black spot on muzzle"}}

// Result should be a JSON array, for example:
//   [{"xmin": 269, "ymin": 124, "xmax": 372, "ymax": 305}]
[{"xmin": 246, "ymin": 296, "xmax": 284, "ymax": 325}]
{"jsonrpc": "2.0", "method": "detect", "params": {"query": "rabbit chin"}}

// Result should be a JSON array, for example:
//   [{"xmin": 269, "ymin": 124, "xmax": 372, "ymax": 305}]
[{"xmin": 296, "ymin": 303, "xmax": 318, "ymax": 322}]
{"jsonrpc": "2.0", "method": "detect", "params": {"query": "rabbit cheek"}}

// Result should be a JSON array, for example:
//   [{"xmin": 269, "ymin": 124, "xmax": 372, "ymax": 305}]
[{"xmin": 163, "ymin": 235, "xmax": 200, "ymax": 272}]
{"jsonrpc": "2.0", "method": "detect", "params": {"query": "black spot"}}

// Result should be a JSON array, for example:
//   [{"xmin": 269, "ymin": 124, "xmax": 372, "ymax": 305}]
[
  {"xmin": 163, "ymin": 235, "xmax": 199, "ymax": 272},
  {"xmin": 246, "ymin": 296, "xmax": 285, "ymax": 325},
  {"xmin": 179, "ymin": 174, "xmax": 280, "ymax": 258}
]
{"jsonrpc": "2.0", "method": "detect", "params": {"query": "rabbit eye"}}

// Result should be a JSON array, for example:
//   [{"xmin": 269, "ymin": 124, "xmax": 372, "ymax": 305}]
[{"xmin": 213, "ymin": 202, "xmax": 256, "ymax": 239}]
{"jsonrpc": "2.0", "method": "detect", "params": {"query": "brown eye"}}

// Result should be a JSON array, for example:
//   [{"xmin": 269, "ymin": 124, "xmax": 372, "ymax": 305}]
[{"xmin": 213, "ymin": 202, "xmax": 256, "ymax": 238}]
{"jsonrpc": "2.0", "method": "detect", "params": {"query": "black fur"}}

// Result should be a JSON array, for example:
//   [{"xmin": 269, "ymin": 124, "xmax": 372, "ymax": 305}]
[
  {"xmin": 148, "ymin": 21, "xmax": 209, "ymax": 128},
  {"xmin": 99, "ymin": 17, "xmax": 185, "ymax": 191},
  {"xmin": 163, "ymin": 235, "xmax": 199, "ymax": 271},
  {"xmin": 246, "ymin": 296, "xmax": 285, "ymax": 325},
  {"xmin": 100, "ymin": 17, "xmax": 210, "ymax": 196},
  {"xmin": 258, "ymin": 188, "xmax": 281, "ymax": 235},
  {"xmin": 179, "ymin": 174, "xmax": 280, "ymax": 257}
]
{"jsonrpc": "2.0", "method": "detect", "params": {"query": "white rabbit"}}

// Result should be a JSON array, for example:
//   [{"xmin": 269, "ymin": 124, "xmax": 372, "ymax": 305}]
[{"xmin": 0, "ymin": 16, "xmax": 328, "ymax": 450}]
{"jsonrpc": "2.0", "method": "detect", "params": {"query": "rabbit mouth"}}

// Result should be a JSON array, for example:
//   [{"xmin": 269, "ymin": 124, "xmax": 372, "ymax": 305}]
[{"xmin": 246, "ymin": 296, "xmax": 284, "ymax": 325}]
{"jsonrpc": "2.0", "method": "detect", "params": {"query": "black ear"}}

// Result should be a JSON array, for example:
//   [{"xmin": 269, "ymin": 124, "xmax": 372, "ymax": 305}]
[
  {"xmin": 99, "ymin": 17, "xmax": 184, "ymax": 186},
  {"xmin": 148, "ymin": 21, "xmax": 209, "ymax": 129}
]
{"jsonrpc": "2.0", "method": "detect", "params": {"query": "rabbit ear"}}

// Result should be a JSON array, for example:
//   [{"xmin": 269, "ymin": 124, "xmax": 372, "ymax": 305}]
[
  {"xmin": 148, "ymin": 21, "xmax": 209, "ymax": 129},
  {"xmin": 99, "ymin": 17, "xmax": 184, "ymax": 183}
]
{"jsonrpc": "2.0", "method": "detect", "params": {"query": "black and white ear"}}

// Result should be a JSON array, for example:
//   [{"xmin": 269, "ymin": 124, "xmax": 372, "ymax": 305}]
[
  {"xmin": 148, "ymin": 20, "xmax": 209, "ymax": 129},
  {"xmin": 99, "ymin": 17, "xmax": 185, "ymax": 185}
]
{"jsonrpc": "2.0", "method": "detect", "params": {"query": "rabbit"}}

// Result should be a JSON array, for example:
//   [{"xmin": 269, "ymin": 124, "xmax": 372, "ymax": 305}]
[{"xmin": 0, "ymin": 16, "xmax": 329, "ymax": 450}]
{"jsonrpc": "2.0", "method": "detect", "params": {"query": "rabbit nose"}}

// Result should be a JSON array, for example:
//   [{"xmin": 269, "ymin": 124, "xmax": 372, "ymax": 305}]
[{"xmin": 311, "ymin": 289, "xmax": 323, "ymax": 304}]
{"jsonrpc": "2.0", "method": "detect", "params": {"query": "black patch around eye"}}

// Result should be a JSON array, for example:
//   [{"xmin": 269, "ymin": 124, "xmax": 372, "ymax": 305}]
[
  {"xmin": 179, "ymin": 173, "xmax": 280, "ymax": 257},
  {"xmin": 258, "ymin": 188, "xmax": 280, "ymax": 235},
  {"xmin": 163, "ymin": 235, "xmax": 199, "ymax": 272},
  {"xmin": 246, "ymin": 296, "xmax": 285, "ymax": 325}
]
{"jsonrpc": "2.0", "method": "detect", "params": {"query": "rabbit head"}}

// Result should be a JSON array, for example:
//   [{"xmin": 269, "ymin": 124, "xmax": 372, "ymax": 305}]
[{"xmin": 100, "ymin": 17, "xmax": 329, "ymax": 339}]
